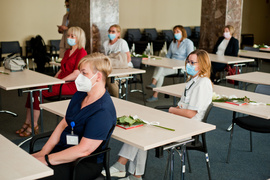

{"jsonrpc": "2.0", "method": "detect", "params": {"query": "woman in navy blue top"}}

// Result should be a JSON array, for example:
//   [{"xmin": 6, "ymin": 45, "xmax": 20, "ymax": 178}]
[{"xmin": 33, "ymin": 53, "xmax": 117, "ymax": 180}]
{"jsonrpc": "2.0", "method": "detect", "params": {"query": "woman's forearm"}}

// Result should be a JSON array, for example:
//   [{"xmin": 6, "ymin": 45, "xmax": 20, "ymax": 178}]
[
  {"xmin": 62, "ymin": 69, "xmax": 80, "ymax": 81},
  {"xmin": 169, "ymin": 107, "xmax": 197, "ymax": 119},
  {"xmin": 48, "ymin": 138, "xmax": 102, "ymax": 165}
]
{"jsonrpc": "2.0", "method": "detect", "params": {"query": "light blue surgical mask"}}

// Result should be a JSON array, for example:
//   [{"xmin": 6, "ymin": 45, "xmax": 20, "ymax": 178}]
[
  {"xmin": 174, "ymin": 33, "xmax": 182, "ymax": 40},
  {"xmin": 186, "ymin": 63, "xmax": 198, "ymax": 76},
  {"xmin": 67, "ymin": 38, "xmax": 76, "ymax": 46},
  {"xmin": 66, "ymin": 8, "xmax": 70, "ymax": 12},
  {"xmin": 108, "ymin": 34, "xmax": 116, "ymax": 41}
]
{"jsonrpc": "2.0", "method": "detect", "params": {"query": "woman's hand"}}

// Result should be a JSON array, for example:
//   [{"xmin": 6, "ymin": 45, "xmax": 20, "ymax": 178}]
[{"xmin": 36, "ymin": 156, "xmax": 48, "ymax": 166}]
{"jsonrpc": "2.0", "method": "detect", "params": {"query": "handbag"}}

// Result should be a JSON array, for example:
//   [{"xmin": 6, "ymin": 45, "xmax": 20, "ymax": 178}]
[
  {"xmin": 108, "ymin": 52, "xmax": 128, "ymax": 69},
  {"xmin": 225, "ymin": 64, "xmax": 239, "ymax": 85},
  {"xmin": 3, "ymin": 54, "xmax": 26, "ymax": 72}
]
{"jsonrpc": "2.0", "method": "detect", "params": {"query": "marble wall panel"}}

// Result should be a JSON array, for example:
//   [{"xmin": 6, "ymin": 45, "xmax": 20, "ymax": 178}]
[{"xmin": 200, "ymin": 0, "xmax": 243, "ymax": 52}]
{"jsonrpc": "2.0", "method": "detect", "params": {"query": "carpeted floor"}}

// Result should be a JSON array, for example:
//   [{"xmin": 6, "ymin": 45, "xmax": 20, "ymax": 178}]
[{"xmin": 1, "ymin": 59, "xmax": 270, "ymax": 180}]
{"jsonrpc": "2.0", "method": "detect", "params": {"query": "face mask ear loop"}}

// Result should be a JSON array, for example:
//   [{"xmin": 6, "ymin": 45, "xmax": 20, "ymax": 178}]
[{"xmin": 90, "ymin": 71, "xmax": 99, "ymax": 88}]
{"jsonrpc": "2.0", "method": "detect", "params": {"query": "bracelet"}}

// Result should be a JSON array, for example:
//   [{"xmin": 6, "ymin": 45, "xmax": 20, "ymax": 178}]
[{"xmin": 45, "ymin": 154, "xmax": 52, "ymax": 166}]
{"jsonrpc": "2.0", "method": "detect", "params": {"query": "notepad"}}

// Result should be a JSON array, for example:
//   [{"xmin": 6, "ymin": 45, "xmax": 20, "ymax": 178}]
[
  {"xmin": 116, "ymin": 123, "xmax": 144, "ymax": 130},
  {"xmin": 225, "ymin": 101, "xmax": 247, "ymax": 106}
]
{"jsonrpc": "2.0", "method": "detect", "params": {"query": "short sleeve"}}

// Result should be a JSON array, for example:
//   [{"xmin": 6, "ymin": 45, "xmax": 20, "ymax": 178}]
[
  {"xmin": 83, "ymin": 109, "xmax": 113, "ymax": 140},
  {"xmin": 74, "ymin": 48, "xmax": 87, "ymax": 70},
  {"xmin": 188, "ymin": 78, "xmax": 213, "ymax": 113},
  {"xmin": 120, "ymin": 39, "xmax": 130, "ymax": 53}
]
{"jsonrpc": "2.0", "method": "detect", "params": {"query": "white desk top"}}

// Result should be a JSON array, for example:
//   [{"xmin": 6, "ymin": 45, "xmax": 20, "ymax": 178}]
[
  {"xmin": 0, "ymin": 134, "xmax": 53, "ymax": 180},
  {"xmin": 226, "ymin": 72, "xmax": 270, "ymax": 85},
  {"xmin": 238, "ymin": 50, "xmax": 270, "ymax": 60},
  {"xmin": 49, "ymin": 63, "xmax": 145, "ymax": 78},
  {"xmin": 40, "ymin": 97, "xmax": 215, "ymax": 151},
  {"xmin": 109, "ymin": 68, "xmax": 146, "ymax": 77},
  {"xmin": 142, "ymin": 56, "xmax": 185, "ymax": 69},
  {"xmin": 208, "ymin": 53, "xmax": 254, "ymax": 64},
  {"xmin": 0, "ymin": 67, "xmax": 64, "ymax": 90},
  {"xmin": 154, "ymin": 84, "xmax": 270, "ymax": 119}
]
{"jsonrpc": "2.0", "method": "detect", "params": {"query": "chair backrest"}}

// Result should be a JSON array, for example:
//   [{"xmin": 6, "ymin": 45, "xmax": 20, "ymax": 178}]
[
  {"xmin": 126, "ymin": 29, "xmax": 142, "ymax": 41},
  {"xmin": 202, "ymin": 103, "xmax": 213, "ymax": 123},
  {"xmin": 243, "ymin": 46, "xmax": 259, "ymax": 52},
  {"xmin": 131, "ymin": 57, "xmax": 142, "ymax": 69},
  {"xmin": 1, "ymin": 41, "xmax": 22, "ymax": 58},
  {"xmin": 162, "ymin": 30, "xmax": 174, "ymax": 42},
  {"xmin": 194, "ymin": 26, "xmax": 200, "ymax": 38},
  {"xmin": 184, "ymin": 27, "xmax": 192, "ymax": 38},
  {"xmin": 255, "ymin": 84, "xmax": 270, "ymax": 96},
  {"xmin": 144, "ymin": 28, "xmax": 158, "ymax": 41},
  {"xmin": 50, "ymin": 40, "xmax": 61, "ymax": 52}
]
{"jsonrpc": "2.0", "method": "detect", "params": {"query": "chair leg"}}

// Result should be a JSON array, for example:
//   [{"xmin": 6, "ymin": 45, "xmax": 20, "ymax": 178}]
[
  {"xmin": 140, "ymin": 74, "xmax": 146, "ymax": 105},
  {"xmin": 226, "ymin": 122, "xmax": 235, "ymax": 163},
  {"xmin": 186, "ymin": 150, "xmax": 192, "ymax": 173},
  {"xmin": 205, "ymin": 153, "xmax": 211, "ymax": 180},
  {"xmin": 250, "ymin": 131, "xmax": 253, "ymax": 152}
]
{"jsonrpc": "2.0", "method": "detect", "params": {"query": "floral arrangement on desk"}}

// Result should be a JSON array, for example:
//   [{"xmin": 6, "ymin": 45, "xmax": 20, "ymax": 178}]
[
  {"xmin": 212, "ymin": 92, "xmax": 270, "ymax": 106},
  {"xmin": 253, "ymin": 44, "xmax": 269, "ymax": 48},
  {"xmin": 117, "ymin": 115, "xmax": 175, "ymax": 131}
]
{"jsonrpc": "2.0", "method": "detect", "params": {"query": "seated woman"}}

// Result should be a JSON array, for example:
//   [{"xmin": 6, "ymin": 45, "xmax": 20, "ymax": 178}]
[
  {"xmin": 104, "ymin": 49, "xmax": 212, "ymax": 180},
  {"xmin": 211, "ymin": 25, "xmax": 239, "ymax": 83},
  {"xmin": 16, "ymin": 26, "xmax": 87, "ymax": 137},
  {"xmin": 103, "ymin": 24, "xmax": 132, "ymax": 98},
  {"xmin": 146, "ymin": 25, "xmax": 194, "ymax": 102},
  {"xmin": 32, "ymin": 53, "xmax": 117, "ymax": 180}
]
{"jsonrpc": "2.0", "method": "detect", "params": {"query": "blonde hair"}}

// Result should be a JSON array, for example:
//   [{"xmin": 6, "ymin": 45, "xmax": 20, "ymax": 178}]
[
  {"xmin": 173, "ymin": 25, "xmax": 187, "ymax": 42},
  {"xmin": 67, "ymin": 26, "xmax": 86, "ymax": 49},
  {"xmin": 185, "ymin": 49, "xmax": 211, "ymax": 80},
  {"xmin": 224, "ymin": 25, "xmax": 235, "ymax": 36},
  {"xmin": 109, "ymin": 24, "xmax": 121, "ymax": 39},
  {"xmin": 78, "ymin": 53, "xmax": 112, "ymax": 82}
]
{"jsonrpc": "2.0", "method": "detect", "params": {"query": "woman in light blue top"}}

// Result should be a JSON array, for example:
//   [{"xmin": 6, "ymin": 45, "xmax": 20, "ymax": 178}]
[{"xmin": 146, "ymin": 25, "xmax": 194, "ymax": 102}]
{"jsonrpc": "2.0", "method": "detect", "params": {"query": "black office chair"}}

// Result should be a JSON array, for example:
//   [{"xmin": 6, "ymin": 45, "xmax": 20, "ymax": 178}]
[
  {"xmin": 241, "ymin": 34, "xmax": 254, "ymax": 49},
  {"xmin": 243, "ymin": 46, "xmax": 260, "ymax": 71},
  {"xmin": 124, "ymin": 29, "xmax": 148, "ymax": 54},
  {"xmin": 184, "ymin": 27, "xmax": 192, "ymax": 38},
  {"xmin": 185, "ymin": 103, "xmax": 213, "ymax": 180},
  {"xmin": 190, "ymin": 26, "xmax": 200, "ymax": 48},
  {"xmin": 49, "ymin": 40, "xmax": 61, "ymax": 60},
  {"xmin": 129, "ymin": 57, "xmax": 146, "ymax": 105},
  {"xmin": 162, "ymin": 30, "xmax": 174, "ymax": 49},
  {"xmin": 0, "ymin": 41, "xmax": 22, "ymax": 63},
  {"xmin": 25, "ymin": 40, "xmax": 36, "ymax": 70},
  {"xmin": 144, "ymin": 28, "xmax": 165, "ymax": 53},
  {"xmin": 29, "ymin": 125, "xmax": 115, "ymax": 180},
  {"xmin": 226, "ymin": 85, "xmax": 270, "ymax": 163}
]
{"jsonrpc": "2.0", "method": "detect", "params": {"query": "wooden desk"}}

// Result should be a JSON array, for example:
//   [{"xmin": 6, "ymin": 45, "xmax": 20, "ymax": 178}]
[
  {"xmin": 0, "ymin": 67, "xmax": 64, "ymax": 134},
  {"xmin": 238, "ymin": 50, "xmax": 270, "ymax": 60},
  {"xmin": 154, "ymin": 84, "xmax": 270, "ymax": 119},
  {"xmin": 0, "ymin": 134, "xmax": 53, "ymax": 180},
  {"xmin": 40, "ymin": 97, "xmax": 215, "ymax": 151},
  {"xmin": 226, "ymin": 72, "xmax": 270, "ymax": 86},
  {"xmin": 142, "ymin": 56, "xmax": 185, "ymax": 69},
  {"xmin": 208, "ymin": 53, "xmax": 254, "ymax": 64}
]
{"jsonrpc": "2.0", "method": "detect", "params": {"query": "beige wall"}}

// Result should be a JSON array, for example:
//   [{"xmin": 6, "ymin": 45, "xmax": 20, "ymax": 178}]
[
  {"xmin": 242, "ymin": 0, "xmax": 270, "ymax": 45},
  {"xmin": 119, "ymin": 0, "xmax": 202, "ymax": 36},
  {"xmin": 0, "ymin": 0, "xmax": 65, "ymax": 55}
]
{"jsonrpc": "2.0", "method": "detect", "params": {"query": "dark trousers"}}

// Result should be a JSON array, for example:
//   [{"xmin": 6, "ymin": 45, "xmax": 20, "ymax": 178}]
[
  {"xmin": 211, "ymin": 62, "xmax": 227, "ymax": 82},
  {"xmin": 39, "ymin": 160, "xmax": 103, "ymax": 180}
]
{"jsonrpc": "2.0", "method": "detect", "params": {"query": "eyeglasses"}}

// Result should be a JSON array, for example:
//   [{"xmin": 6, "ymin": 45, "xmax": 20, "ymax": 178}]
[{"xmin": 186, "ymin": 59, "xmax": 198, "ymax": 65}]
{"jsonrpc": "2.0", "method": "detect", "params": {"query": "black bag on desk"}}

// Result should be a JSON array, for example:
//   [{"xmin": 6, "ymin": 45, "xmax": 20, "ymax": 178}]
[{"xmin": 3, "ymin": 53, "xmax": 26, "ymax": 72}]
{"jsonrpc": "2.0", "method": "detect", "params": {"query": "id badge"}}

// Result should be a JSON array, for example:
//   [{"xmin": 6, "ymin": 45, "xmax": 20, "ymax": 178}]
[{"xmin": 66, "ymin": 134, "xmax": 79, "ymax": 145}]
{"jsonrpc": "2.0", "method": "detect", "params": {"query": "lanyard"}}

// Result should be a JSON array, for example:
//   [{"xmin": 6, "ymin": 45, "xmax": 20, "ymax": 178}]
[
  {"xmin": 70, "ymin": 121, "xmax": 75, "ymax": 135},
  {"xmin": 184, "ymin": 81, "xmax": 195, "ymax": 97}
]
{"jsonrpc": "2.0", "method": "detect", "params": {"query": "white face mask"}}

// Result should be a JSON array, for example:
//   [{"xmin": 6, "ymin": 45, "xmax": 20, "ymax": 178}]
[
  {"xmin": 75, "ymin": 72, "xmax": 98, "ymax": 92},
  {"xmin": 223, "ymin": 32, "xmax": 231, "ymax": 39}
]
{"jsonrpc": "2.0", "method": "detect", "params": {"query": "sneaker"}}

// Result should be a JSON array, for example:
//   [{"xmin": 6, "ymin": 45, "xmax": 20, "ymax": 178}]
[
  {"xmin": 119, "ymin": 175, "xmax": 143, "ymax": 180},
  {"xmin": 146, "ymin": 96, "xmax": 158, "ymax": 102},
  {"xmin": 101, "ymin": 166, "xmax": 126, "ymax": 177},
  {"xmin": 146, "ymin": 84, "xmax": 156, "ymax": 90}
]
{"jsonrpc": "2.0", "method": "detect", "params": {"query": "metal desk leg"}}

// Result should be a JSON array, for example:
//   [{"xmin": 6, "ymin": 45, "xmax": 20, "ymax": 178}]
[
  {"xmin": 39, "ymin": 90, "xmax": 44, "ymax": 133},
  {"xmin": 227, "ymin": 111, "xmax": 236, "ymax": 132},
  {"xmin": 0, "ymin": 89, "xmax": 17, "ymax": 117},
  {"xmin": 29, "ymin": 91, "xmax": 35, "ymax": 136},
  {"xmin": 125, "ymin": 79, "xmax": 128, "ymax": 100},
  {"xmin": 180, "ymin": 145, "xmax": 186, "ymax": 180}
]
